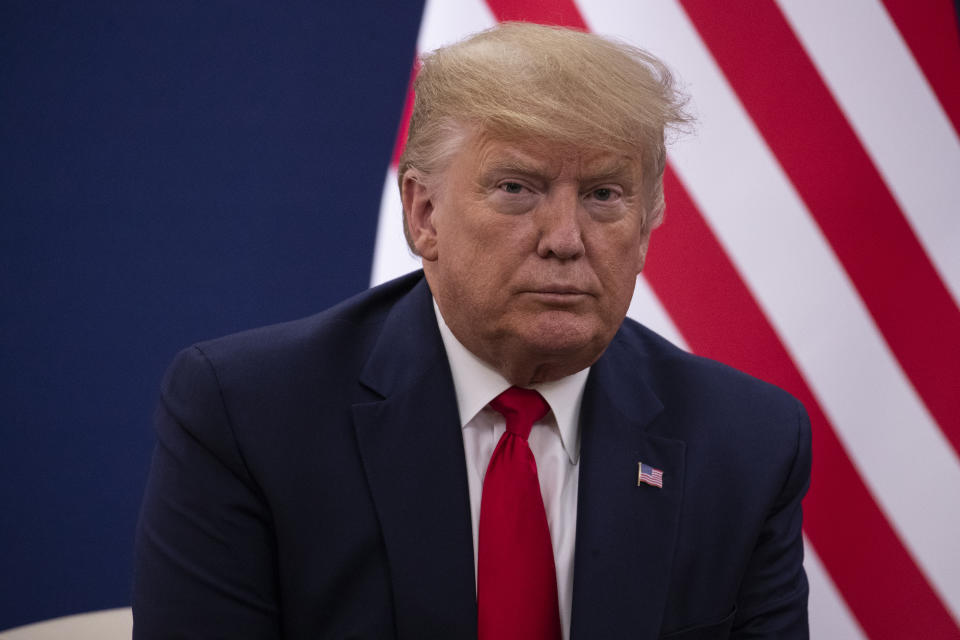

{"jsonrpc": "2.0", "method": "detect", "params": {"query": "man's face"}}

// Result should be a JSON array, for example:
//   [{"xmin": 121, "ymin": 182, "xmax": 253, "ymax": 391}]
[{"xmin": 405, "ymin": 131, "xmax": 652, "ymax": 385}]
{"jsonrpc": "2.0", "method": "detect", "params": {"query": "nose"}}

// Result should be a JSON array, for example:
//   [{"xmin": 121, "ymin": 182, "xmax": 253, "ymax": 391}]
[{"xmin": 535, "ymin": 187, "xmax": 585, "ymax": 261}]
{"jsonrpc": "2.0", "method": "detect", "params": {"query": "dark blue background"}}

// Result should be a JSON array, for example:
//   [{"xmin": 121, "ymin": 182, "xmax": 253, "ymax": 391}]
[{"xmin": 0, "ymin": 1, "xmax": 423, "ymax": 628}]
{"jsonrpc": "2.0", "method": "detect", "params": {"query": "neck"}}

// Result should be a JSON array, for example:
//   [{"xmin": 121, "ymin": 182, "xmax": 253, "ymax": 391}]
[{"xmin": 493, "ymin": 356, "xmax": 594, "ymax": 387}]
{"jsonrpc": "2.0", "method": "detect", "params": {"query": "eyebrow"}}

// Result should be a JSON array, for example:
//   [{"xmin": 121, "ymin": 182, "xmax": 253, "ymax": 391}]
[
  {"xmin": 480, "ymin": 155, "xmax": 552, "ymax": 178},
  {"xmin": 580, "ymin": 157, "xmax": 637, "ymax": 181},
  {"xmin": 478, "ymin": 149, "xmax": 639, "ymax": 183}
]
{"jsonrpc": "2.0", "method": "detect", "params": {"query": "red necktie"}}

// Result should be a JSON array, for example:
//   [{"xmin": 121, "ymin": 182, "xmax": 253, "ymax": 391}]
[{"xmin": 477, "ymin": 386, "xmax": 562, "ymax": 640}]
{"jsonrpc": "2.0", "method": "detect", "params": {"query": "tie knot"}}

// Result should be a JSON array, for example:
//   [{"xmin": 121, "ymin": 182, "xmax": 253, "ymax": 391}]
[{"xmin": 489, "ymin": 386, "xmax": 549, "ymax": 440}]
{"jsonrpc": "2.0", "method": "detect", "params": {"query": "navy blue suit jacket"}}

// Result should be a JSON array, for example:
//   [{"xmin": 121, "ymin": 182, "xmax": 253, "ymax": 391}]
[{"xmin": 133, "ymin": 271, "xmax": 810, "ymax": 639}]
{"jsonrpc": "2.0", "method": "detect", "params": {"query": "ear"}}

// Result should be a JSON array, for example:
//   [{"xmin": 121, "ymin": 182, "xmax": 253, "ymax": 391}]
[
  {"xmin": 636, "ymin": 205, "xmax": 663, "ymax": 273},
  {"xmin": 401, "ymin": 170, "xmax": 439, "ymax": 262},
  {"xmin": 635, "ymin": 233, "xmax": 652, "ymax": 274}
]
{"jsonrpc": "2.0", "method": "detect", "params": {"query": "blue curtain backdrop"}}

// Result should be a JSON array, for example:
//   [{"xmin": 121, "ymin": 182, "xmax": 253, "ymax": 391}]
[{"xmin": 0, "ymin": 1, "xmax": 424, "ymax": 629}]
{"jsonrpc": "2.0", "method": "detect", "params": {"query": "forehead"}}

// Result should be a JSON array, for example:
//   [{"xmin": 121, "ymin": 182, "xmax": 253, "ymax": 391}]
[{"xmin": 465, "ymin": 130, "xmax": 641, "ymax": 180}]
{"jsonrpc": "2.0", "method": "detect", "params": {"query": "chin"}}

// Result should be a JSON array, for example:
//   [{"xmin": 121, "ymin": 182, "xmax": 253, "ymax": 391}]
[{"xmin": 518, "ymin": 315, "xmax": 605, "ymax": 360}]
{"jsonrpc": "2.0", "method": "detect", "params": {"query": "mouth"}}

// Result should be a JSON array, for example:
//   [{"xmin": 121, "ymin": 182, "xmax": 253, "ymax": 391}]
[{"xmin": 522, "ymin": 288, "xmax": 592, "ymax": 304}]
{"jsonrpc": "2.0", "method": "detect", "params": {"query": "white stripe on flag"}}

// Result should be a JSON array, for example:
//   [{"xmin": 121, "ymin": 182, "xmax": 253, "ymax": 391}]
[
  {"xmin": 416, "ymin": 0, "xmax": 495, "ymax": 53},
  {"xmin": 776, "ymin": 0, "xmax": 960, "ymax": 304}
]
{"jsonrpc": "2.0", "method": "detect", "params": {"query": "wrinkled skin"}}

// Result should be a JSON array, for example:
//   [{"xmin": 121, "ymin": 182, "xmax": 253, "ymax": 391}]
[{"xmin": 403, "ymin": 130, "xmax": 653, "ymax": 386}]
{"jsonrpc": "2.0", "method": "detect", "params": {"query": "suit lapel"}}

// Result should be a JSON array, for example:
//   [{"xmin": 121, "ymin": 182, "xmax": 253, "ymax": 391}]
[
  {"xmin": 570, "ymin": 329, "xmax": 686, "ymax": 640},
  {"xmin": 352, "ymin": 277, "xmax": 477, "ymax": 639}
]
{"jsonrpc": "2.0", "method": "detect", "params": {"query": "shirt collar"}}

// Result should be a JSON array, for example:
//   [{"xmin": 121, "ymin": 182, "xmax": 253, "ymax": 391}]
[{"xmin": 433, "ymin": 300, "xmax": 589, "ymax": 464}]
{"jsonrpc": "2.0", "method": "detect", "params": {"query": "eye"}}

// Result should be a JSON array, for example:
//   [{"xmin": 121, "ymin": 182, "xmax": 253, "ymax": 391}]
[
  {"xmin": 499, "ymin": 181, "xmax": 525, "ymax": 194},
  {"xmin": 587, "ymin": 187, "xmax": 621, "ymax": 202}
]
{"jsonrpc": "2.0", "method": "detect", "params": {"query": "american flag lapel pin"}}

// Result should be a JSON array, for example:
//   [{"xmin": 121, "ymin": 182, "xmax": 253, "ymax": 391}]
[{"xmin": 637, "ymin": 462, "xmax": 664, "ymax": 488}]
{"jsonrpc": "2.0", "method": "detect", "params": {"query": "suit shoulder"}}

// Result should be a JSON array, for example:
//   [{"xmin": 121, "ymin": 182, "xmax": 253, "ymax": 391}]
[
  {"xmin": 197, "ymin": 272, "xmax": 420, "ymax": 364},
  {"xmin": 616, "ymin": 317, "xmax": 806, "ymax": 424},
  {"xmin": 164, "ymin": 271, "xmax": 424, "ymax": 396}
]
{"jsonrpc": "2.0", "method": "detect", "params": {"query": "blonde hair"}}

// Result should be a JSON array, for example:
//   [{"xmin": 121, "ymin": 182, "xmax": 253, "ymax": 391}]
[{"xmin": 398, "ymin": 21, "xmax": 691, "ymax": 250}]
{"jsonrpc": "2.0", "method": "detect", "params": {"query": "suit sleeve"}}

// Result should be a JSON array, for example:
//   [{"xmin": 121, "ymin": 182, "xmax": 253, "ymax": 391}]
[
  {"xmin": 133, "ymin": 346, "xmax": 281, "ymax": 639},
  {"xmin": 731, "ymin": 400, "xmax": 812, "ymax": 639}
]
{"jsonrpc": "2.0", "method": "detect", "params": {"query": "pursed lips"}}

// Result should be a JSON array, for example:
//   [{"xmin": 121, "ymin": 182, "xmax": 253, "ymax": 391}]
[
  {"xmin": 531, "ymin": 287, "xmax": 587, "ymax": 294},
  {"xmin": 520, "ymin": 287, "xmax": 594, "ymax": 303}
]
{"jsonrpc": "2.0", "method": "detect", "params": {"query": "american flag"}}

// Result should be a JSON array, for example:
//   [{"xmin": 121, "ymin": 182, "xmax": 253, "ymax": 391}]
[
  {"xmin": 638, "ymin": 462, "xmax": 665, "ymax": 489},
  {"xmin": 370, "ymin": 1, "xmax": 960, "ymax": 638}
]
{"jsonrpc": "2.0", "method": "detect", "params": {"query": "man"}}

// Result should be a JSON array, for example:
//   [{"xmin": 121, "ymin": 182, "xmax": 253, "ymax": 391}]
[{"xmin": 134, "ymin": 22, "xmax": 810, "ymax": 639}]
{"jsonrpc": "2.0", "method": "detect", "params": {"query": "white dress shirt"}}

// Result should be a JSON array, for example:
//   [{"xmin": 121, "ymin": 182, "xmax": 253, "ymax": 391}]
[{"xmin": 434, "ymin": 302, "xmax": 589, "ymax": 640}]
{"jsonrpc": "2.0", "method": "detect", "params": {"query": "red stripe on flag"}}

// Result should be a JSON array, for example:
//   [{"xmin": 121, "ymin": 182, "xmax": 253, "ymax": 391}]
[
  {"xmin": 484, "ymin": 0, "xmax": 587, "ymax": 28},
  {"xmin": 679, "ymin": 0, "xmax": 960, "ymax": 460},
  {"xmin": 881, "ymin": 0, "xmax": 960, "ymax": 136},
  {"xmin": 648, "ymin": 168, "xmax": 960, "ymax": 639}
]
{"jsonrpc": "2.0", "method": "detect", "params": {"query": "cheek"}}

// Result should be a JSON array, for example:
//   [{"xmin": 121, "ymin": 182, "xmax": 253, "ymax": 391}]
[
  {"xmin": 461, "ymin": 218, "xmax": 534, "ymax": 270},
  {"xmin": 593, "ymin": 232, "xmax": 645, "ymax": 273},
  {"xmin": 619, "ymin": 226, "xmax": 649, "ymax": 273},
  {"xmin": 591, "ymin": 239, "xmax": 646, "ymax": 312},
  {"xmin": 437, "ymin": 227, "xmax": 507, "ymax": 292}
]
